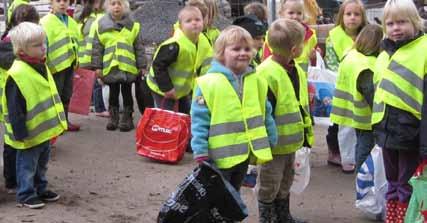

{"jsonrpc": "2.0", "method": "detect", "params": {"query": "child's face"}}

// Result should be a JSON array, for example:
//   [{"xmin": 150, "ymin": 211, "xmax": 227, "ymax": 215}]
[
  {"xmin": 108, "ymin": 0, "xmax": 124, "ymax": 19},
  {"xmin": 253, "ymin": 36, "xmax": 264, "ymax": 51},
  {"xmin": 280, "ymin": 1, "xmax": 304, "ymax": 23},
  {"xmin": 223, "ymin": 42, "xmax": 252, "ymax": 75},
  {"xmin": 343, "ymin": 3, "xmax": 363, "ymax": 32},
  {"xmin": 23, "ymin": 35, "xmax": 46, "ymax": 60},
  {"xmin": 385, "ymin": 17, "xmax": 416, "ymax": 42},
  {"xmin": 180, "ymin": 11, "xmax": 204, "ymax": 40},
  {"xmin": 51, "ymin": 0, "xmax": 69, "ymax": 14}
]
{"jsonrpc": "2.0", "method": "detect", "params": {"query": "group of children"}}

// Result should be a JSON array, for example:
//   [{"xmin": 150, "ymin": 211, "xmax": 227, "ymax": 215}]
[{"xmin": 0, "ymin": 0, "xmax": 426, "ymax": 223}]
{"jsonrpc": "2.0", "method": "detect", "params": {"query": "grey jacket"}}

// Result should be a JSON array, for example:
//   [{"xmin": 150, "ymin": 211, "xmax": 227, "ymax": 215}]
[{"xmin": 91, "ymin": 13, "xmax": 146, "ymax": 84}]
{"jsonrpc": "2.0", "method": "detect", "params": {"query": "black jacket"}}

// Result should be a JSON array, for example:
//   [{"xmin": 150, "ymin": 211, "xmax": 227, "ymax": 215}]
[{"xmin": 374, "ymin": 33, "xmax": 427, "ymax": 154}]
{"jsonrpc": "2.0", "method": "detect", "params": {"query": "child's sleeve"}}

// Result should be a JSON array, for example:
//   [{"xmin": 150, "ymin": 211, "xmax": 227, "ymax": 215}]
[
  {"xmin": 356, "ymin": 69, "xmax": 374, "ymax": 108},
  {"xmin": 324, "ymin": 38, "xmax": 340, "ymax": 72},
  {"xmin": 91, "ymin": 28, "xmax": 104, "ymax": 70},
  {"xmin": 5, "ymin": 78, "xmax": 28, "ymax": 140},
  {"xmin": 265, "ymin": 100, "xmax": 278, "ymax": 147},
  {"xmin": 190, "ymin": 86, "xmax": 211, "ymax": 159},
  {"xmin": 152, "ymin": 43, "xmax": 179, "ymax": 92},
  {"xmin": 420, "ymin": 76, "xmax": 427, "ymax": 157},
  {"xmin": 134, "ymin": 24, "xmax": 147, "ymax": 71}
]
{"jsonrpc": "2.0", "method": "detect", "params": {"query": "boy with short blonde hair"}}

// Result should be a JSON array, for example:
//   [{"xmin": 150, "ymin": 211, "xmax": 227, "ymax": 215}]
[
  {"xmin": 4, "ymin": 22, "xmax": 66, "ymax": 209},
  {"xmin": 257, "ymin": 19, "xmax": 313, "ymax": 223}
]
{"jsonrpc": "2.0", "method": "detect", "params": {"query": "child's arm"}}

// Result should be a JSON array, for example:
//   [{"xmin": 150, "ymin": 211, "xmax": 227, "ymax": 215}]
[
  {"xmin": 420, "ymin": 76, "xmax": 427, "ymax": 159},
  {"xmin": 265, "ymin": 100, "xmax": 278, "ymax": 147},
  {"xmin": 134, "ymin": 24, "xmax": 147, "ymax": 73},
  {"xmin": 356, "ymin": 69, "xmax": 374, "ymax": 108},
  {"xmin": 5, "ymin": 78, "xmax": 28, "ymax": 140},
  {"xmin": 152, "ymin": 43, "xmax": 179, "ymax": 97},
  {"xmin": 191, "ymin": 87, "xmax": 211, "ymax": 162}
]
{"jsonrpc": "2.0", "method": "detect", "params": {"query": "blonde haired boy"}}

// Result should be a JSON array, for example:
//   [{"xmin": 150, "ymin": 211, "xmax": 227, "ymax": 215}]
[{"xmin": 257, "ymin": 19, "xmax": 313, "ymax": 223}]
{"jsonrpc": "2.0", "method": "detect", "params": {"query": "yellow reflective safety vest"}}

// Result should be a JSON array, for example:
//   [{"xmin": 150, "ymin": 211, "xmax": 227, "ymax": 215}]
[
  {"xmin": 147, "ymin": 28, "xmax": 198, "ymax": 99},
  {"xmin": 7, "ymin": 0, "xmax": 28, "ymax": 23},
  {"xmin": 0, "ymin": 68, "xmax": 6, "ymax": 121},
  {"xmin": 195, "ymin": 33, "xmax": 214, "ymax": 76},
  {"xmin": 295, "ymin": 28, "xmax": 317, "ymax": 72},
  {"xmin": 327, "ymin": 26, "xmax": 354, "ymax": 61},
  {"xmin": 78, "ymin": 12, "xmax": 104, "ymax": 68},
  {"xmin": 330, "ymin": 49, "xmax": 376, "ymax": 130},
  {"xmin": 372, "ymin": 35, "xmax": 427, "ymax": 124},
  {"xmin": 196, "ymin": 72, "xmax": 273, "ymax": 169},
  {"xmin": 94, "ymin": 15, "xmax": 140, "ymax": 76},
  {"xmin": 40, "ymin": 13, "xmax": 79, "ymax": 74},
  {"xmin": 2, "ymin": 60, "xmax": 68, "ymax": 149},
  {"xmin": 257, "ymin": 58, "xmax": 314, "ymax": 154},
  {"xmin": 204, "ymin": 27, "xmax": 220, "ymax": 45}
]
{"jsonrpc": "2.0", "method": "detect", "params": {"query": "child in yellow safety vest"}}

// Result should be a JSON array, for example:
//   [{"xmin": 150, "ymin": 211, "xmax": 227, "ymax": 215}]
[
  {"xmin": 324, "ymin": 0, "xmax": 368, "ymax": 172},
  {"xmin": 257, "ymin": 19, "xmax": 313, "ymax": 223},
  {"xmin": 330, "ymin": 24, "xmax": 383, "ymax": 171},
  {"xmin": 372, "ymin": 0, "xmax": 427, "ymax": 221},
  {"xmin": 190, "ymin": 26, "xmax": 277, "ymax": 192},
  {"xmin": 40, "ymin": 0, "xmax": 81, "ymax": 131},
  {"xmin": 4, "ymin": 22, "xmax": 67, "ymax": 209},
  {"xmin": 0, "ymin": 4, "xmax": 39, "ymax": 196},
  {"xmin": 91, "ymin": 0, "xmax": 146, "ymax": 132},
  {"xmin": 147, "ymin": 6, "xmax": 204, "ymax": 113}
]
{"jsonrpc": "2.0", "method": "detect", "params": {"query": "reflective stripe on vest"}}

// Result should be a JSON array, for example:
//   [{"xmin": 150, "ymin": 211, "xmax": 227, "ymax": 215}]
[
  {"xmin": 330, "ymin": 49, "xmax": 375, "ymax": 130},
  {"xmin": 41, "ymin": 13, "xmax": 79, "ymax": 74},
  {"xmin": 147, "ymin": 28, "xmax": 197, "ymax": 99},
  {"xmin": 328, "ymin": 26, "xmax": 354, "ymax": 61},
  {"xmin": 2, "ymin": 60, "xmax": 67, "ymax": 149},
  {"xmin": 372, "ymin": 35, "xmax": 427, "ymax": 124},
  {"xmin": 196, "ymin": 72, "xmax": 272, "ymax": 169},
  {"xmin": 96, "ymin": 16, "xmax": 140, "ymax": 76},
  {"xmin": 257, "ymin": 58, "xmax": 314, "ymax": 154}
]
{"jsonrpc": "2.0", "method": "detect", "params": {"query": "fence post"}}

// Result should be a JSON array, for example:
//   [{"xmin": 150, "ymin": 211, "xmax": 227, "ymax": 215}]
[
  {"xmin": 267, "ymin": 0, "xmax": 276, "ymax": 24},
  {"xmin": 3, "ymin": 0, "xmax": 8, "ymax": 29}
]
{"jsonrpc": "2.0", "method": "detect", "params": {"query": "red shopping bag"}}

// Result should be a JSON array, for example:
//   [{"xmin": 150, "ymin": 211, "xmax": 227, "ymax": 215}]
[
  {"xmin": 69, "ymin": 68, "xmax": 96, "ymax": 115},
  {"xmin": 136, "ymin": 107, "xmax": 190, "ymax": 163}
]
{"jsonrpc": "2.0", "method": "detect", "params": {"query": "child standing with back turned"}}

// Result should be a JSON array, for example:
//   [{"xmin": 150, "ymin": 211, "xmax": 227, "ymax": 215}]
[
  {"xmin": 372, "ymin": 0, "xmax": 427, "ymax": 221},
  {"xmin": 257, "ymin": 19, "xmax": 313, "ymax": 223}
]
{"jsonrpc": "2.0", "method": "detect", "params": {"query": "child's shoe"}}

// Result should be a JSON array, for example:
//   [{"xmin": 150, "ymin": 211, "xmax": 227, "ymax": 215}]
[
  {"xmin": 18, "ymin": 197, "xmax": 45, "ymax": 209},
  {"xmin": 39, "ymin": 190, "xmax": 60, "ymax": 202},
  {"xmin": 67, "ymin": 123, "xmax": 81, "ymax": 132}
]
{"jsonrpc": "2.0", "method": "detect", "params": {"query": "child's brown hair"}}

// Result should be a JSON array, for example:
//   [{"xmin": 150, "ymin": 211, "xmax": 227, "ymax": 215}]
[
  {"xmin": 3, "ymin": 4, "xmax": 39, "ymax": 39},
  {"xmin": 244, "ymin": 2, "xmax": 268, "ymax": 22},
  {"xmin": 186, "ymin": 0, "xmax": 208, "ymax": 19},
  {"xmin": 354, "ymin": 24, "xmax": 383, "ymax": 56},
  {"xmin": 335, "ymin": 0, "xmax": 368, "ymax": 32},
  {"xmin": 267, "ymin": 18, "xmax": 305, "ymax": 56}
]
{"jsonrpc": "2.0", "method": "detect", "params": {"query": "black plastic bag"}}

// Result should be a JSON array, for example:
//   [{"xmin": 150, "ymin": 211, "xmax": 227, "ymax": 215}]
[{"xmin": 157, "ymin": 161, "xmax": 248, "ymax": 223}]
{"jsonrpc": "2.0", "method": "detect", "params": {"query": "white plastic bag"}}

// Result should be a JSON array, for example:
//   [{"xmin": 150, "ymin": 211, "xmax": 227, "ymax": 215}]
[
  {"xmin": 338, "ymin": 126, "xmax": 356, "ymax": 165},
  {"xmin": 290, "ymin": 147, "xmax": 311, "ymax": 194},
  {"xmin": 102, "ymin": 85, "xmax": 124, "ymax": 112},
  {"xmin": 355, "ymin": 145, "xmax": 387, "ymax": 220},
  {"xmin": 307, "ymin": 51, "xmax": 337, "ymax": 83}
]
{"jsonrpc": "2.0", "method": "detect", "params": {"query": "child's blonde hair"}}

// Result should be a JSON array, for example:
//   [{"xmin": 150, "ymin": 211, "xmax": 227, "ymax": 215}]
[
  {"xmin": 278, "ymin": 0, "xmax": 304, "ymax": 18},
  {"xmin": 354, "ymin": 24, "xmax": 383, "ymax": 56},
  {"xmin": 178, "ymin": 6, "xmax": 203, "ymax": 24},
  {"xmin": 186, "ymin": 0, "xmax": 208, "ymax": 19},
  {"xmin": 203, "ymin": 0, "xmax": 218, "ymax": 27},
  {"xmin": 9, "ymin": 22, "xmax": 45, "ymax": 54},
  {"xmin": 244, "ymin": 2, "xmax": 268, "ymax": 22},
  {"xmin": 214, "ymin": 26, "xmax": 253, "ymax": 62},
  {"xmin": 104, "ymin": 0, "xmax": 130, "ymax": 15},
  {"xmin": 267, "ymin": 18, "xmax": 305, "ymax": 56},
  {"xmin": 383, "ymin": 0, "xmax": 424, "ymax": 34},
  {"xmin": 335, "ymin": 0, "xmax": 367, "ymax": 31}
]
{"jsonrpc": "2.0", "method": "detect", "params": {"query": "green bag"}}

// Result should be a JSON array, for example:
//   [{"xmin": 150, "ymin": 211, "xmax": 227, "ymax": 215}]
[{"xmin": 405, "ymin": 162, "xmax": 427, "ymax": 223}]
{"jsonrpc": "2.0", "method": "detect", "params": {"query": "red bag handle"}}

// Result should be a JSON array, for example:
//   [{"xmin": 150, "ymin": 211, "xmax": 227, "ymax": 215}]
[
  {"xmin": 414, "ymin": 160, "xmax": 427, "ymax": 177},
  {"xmin": 160, "ymin": 98, "xmax": 179, "ymax": 112}
]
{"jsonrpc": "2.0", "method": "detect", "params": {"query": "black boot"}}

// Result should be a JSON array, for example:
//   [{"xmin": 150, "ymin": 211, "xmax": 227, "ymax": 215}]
[
  {"xmin": 119, "ymin": 106, "xmax": 134, "ymax": 132},
  {"xmin": 259, "ymin": 201, "xmax": 277, "ymax": 223},
  {"xmin": 106, "ymin": 106, "xmax": 119, "ymax": 131},
  {"xmin": 274, "ymin": 195, "xmax": 306, "ymax": 223}
]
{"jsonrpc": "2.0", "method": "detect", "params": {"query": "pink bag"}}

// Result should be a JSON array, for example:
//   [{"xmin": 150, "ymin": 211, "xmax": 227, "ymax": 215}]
[{"xmin": 69, "ymin": 68, "xmax": 96, "ymax": 115}]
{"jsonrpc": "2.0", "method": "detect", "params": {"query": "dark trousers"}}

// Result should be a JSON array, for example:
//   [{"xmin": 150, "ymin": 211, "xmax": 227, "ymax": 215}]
[
  {"xmin": 108, "ymin": 83, "xmax": 133, "ymax": 109},
  {"xmin": 219, "ymin": 159, "xmax": 249, "ymax": 192},
  {"xmin": 151, "ymin": 91, "xmax": 191, "ymax": 114},
  {"xmin": 326, "ymin": 123, "xmax": 340, "ymax": 154},
  {"xmin": 53, "ymin": 67, "xmax": 74, "ymax": 121},
  {"xmin": 92, "ymin": 79, "xmax": 106, "ymax": 112},
  {"xmin": 382, "ymin": 147, "xmax": 419, "ymax": 203},
  {"xmin": 134, "ymin": 76, "xmax": 154, "ymax": 114},
  {"xmin": 3, "ymin": 144, "xmax": 17, "ymax": 189},
  {"xmin": 355, "ymin": 129, "xmax": 375, "ymax": 171}
]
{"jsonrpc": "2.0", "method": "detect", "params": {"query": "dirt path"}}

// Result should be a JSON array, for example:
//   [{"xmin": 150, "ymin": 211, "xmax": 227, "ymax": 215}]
[{"xmin": 0, "ymin": 113, "xmax": 376, "ymax": 223}]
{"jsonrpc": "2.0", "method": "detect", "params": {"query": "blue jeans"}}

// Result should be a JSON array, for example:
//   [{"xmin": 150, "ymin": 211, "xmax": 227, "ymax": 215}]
[
  {"xmin": 16, "ymin": 141, "xmax": 51, "ymax": 203},
  {"xmin": 93, "ymin": 79, "xmax": 106, "ymax": 112}
]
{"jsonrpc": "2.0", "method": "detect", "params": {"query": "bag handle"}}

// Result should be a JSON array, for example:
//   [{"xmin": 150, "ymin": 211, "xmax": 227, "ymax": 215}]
[
  {"xmin": 414, "ymin": 160, "xmax": 427, "ymax": 177},
  {"xmin": 160, "ymin": 98, "xmax": 179, "ymax": 112}
]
